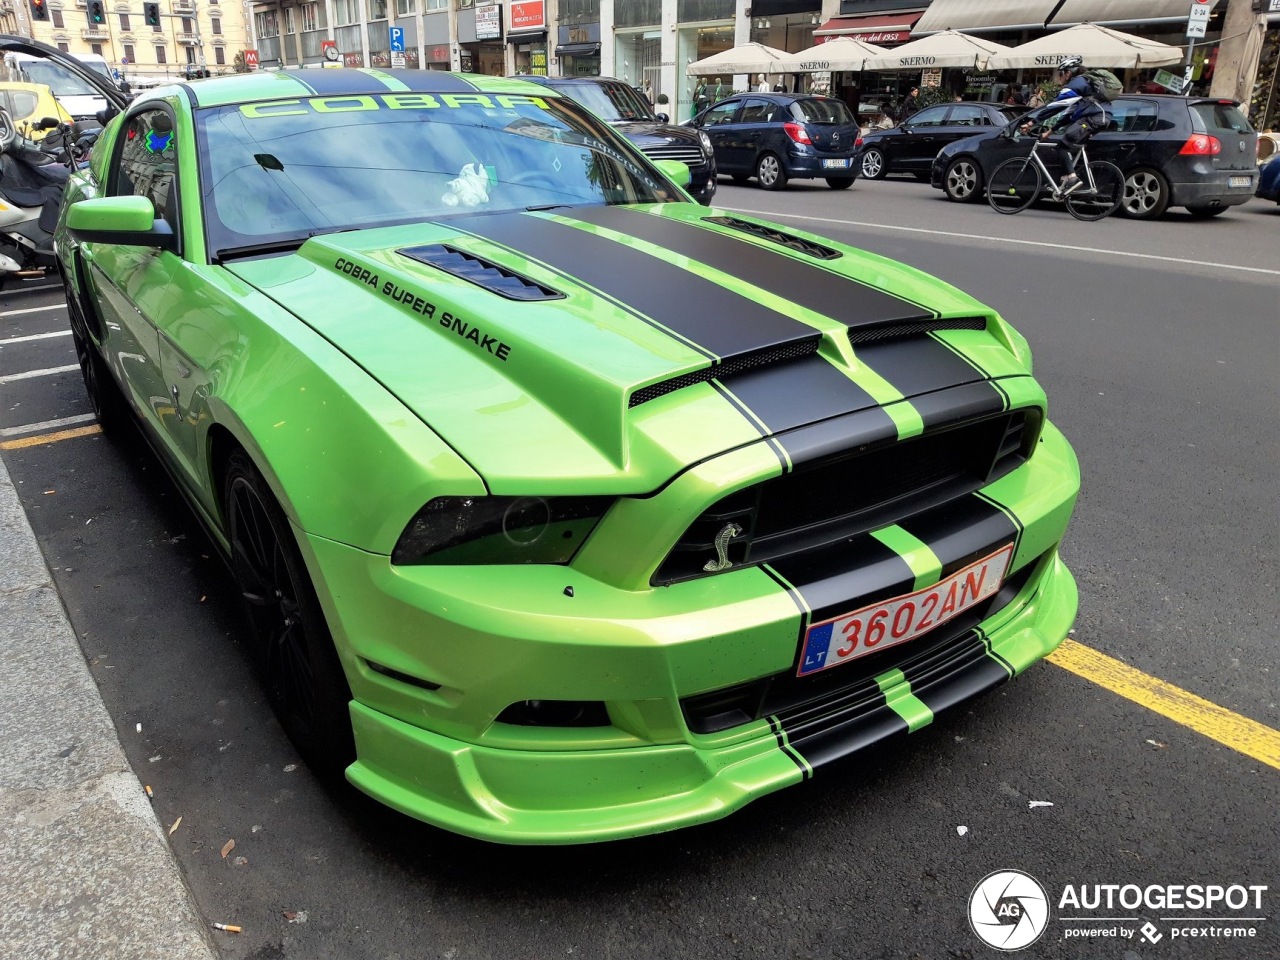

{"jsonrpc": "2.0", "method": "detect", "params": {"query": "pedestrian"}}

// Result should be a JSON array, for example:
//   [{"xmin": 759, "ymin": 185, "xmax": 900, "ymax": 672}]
[{"xmin": 900, "ymin": 85, "xmax": 919, "ymax": 119}]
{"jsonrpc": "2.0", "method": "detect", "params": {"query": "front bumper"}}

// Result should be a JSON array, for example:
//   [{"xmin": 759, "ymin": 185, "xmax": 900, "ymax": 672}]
[{"xmin": 304, "ymin": 422, "xmax": 1079, "ymax": 844}]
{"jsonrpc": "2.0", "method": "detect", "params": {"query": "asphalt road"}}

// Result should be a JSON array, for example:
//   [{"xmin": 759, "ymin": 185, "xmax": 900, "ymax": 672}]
[{"xmin": 2, "ymin": 179, "xmax": 1277, "ymax": 960}]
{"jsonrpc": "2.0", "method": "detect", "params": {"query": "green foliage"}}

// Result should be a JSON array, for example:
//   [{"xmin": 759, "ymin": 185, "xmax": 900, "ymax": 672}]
[{"xmin": 916, "ymin": 85, "xmax": 947, "ymax": 109}]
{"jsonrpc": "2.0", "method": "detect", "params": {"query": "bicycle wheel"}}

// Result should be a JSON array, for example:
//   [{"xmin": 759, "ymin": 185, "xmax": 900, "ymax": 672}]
[
  {"xmin": 987, "ymin": 157, "xmax": 1042, "ymax": 214},
  {"xmin": 1065, "ymin": 161, "xmax": 1124, "ymax": 221}
]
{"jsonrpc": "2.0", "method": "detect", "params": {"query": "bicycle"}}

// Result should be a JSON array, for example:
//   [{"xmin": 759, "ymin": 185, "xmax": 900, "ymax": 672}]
[{"xmin": 986, "ymin": 133, "xmax": 1123, "ymax": 221}]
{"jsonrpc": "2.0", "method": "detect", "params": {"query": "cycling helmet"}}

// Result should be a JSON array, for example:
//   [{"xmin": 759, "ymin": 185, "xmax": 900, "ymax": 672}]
[{"xmin": 1057, "ymin": 55, "xmax": 1084, "ymax": 74}]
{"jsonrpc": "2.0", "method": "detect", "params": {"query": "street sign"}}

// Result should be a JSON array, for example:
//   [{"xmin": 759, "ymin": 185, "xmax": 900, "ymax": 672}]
[
  {"xmin": 1186, "ymin": 0, "xmax": 1210, "ymax": 37},
  {"xmin": 391, "ymin": 53, "xmax": 406, "ymax": 69},
  {"xmin": 244, "ymin": 49, "xmax": 259, "ymax": 70},
  {"xmin": 389, "ymin": 26, "xmax": 405, "ymax": 53}
]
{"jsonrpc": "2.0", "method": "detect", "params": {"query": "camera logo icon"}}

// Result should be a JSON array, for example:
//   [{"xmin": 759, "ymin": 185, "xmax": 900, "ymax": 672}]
[{"xmin": 969, "ymin": 870, "xmax": 1050, "ymax": 951}]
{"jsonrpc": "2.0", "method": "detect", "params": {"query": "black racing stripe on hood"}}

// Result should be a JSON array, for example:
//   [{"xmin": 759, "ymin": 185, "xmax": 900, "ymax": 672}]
[
  {"xmin": 896, "ymin": 494, "xmax": 1020, "ymax": 581},
  {"xmin": 768, "ymin": 536, "xmax": 916, "ymax": 627},
  {"xmin": 448, "ymin": 212, "xmax": 816, "ymax": 360},
  {"xmin": 376, "ymin": 72, "xmax": 489, "ymax": 93},
  {"xmin": 910, "ymin": 381, "xmax": 1008, "ymax": 429},
  {"xmin": 855, "ymin": 334, "xmax": 998, "ymax": 400},
  {"xmin": 714, "ymin": 354, "xmax": 887, "ymax": 439},
  {"xmin": 564, "ymin": 206, "xmax": 935, "ymax": 327}
]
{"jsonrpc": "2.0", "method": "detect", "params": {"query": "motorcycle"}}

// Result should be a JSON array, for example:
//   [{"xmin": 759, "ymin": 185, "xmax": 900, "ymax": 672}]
[{"xmin": 0, "ymin": 109, "xmax": 95, "ymax": 287}]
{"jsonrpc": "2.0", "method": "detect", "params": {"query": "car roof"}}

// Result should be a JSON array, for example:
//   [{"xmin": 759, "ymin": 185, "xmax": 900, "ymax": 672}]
[{"xmin": 152, "ymin": 69, "xmax": 565, "ymax": 109}]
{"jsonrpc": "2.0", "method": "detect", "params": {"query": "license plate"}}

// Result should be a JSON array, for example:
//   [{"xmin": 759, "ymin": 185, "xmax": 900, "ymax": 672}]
[
  {"xmin": 797, "ymin": 544, "xmax": 1014, "ymax": 677},
  {"xmin": 1229, "ymin": 175, "xmax": 1251, "ymax": 188},
  {"xmin": 823, "ymin": 158, "xmax": 850, "ymax": 169}
]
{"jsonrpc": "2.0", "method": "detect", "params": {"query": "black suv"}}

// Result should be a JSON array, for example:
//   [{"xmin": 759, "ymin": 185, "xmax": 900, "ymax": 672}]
[
  {"xmin": 516, "ymin": 75, "xmax": 717, "ymax": 205},
  {"xmin": 931, "ymin": 95, "xmax": 1258, "ymax": 219}
]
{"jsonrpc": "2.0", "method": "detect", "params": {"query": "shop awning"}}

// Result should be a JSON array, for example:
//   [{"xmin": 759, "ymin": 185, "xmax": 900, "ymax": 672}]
[
  {"xmin": 1047, "ymin": 0, "xmax": 1221, "ymax": 29},
  {"xmin": 554, "ymin": 42, "xmax": 600, "ymax": 57},
  {"xmin": 814, "ymin": 12, "xmax": 923, "ymax": 46},
  {"xmin": 508, "ymin": 30, "xmax": 547, "ymax": 45},
  {"xmin": 912, "ymin": 0, "xmax": 1060, "ymax": 36}
]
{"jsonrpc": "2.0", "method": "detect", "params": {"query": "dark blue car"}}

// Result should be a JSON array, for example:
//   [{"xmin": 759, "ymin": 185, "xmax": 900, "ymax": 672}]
[
  {"xmin": 1256, "ymin": 154, "xmax": 1280, "ymax": 204},
  {"xmin": 688, "ymin": 93, "xmax": 859, "ymax": 191}
]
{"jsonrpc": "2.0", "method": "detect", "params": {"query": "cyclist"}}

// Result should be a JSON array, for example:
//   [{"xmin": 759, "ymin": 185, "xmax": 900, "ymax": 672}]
[{"xmin": 1023, "ymin": 55, "xmax": 1107, "ymax": 192}]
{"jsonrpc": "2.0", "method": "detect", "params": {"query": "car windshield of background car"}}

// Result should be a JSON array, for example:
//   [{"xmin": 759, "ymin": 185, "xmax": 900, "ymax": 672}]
[
  {"xmin": 553, "ymin": 81, "xmax": 652, "ymax": 123},
  {"xmin": 791, "ymin": 98, "xmax": 854, "ymax": 125},
  {"xmin": 196, "ymin": 92, "xmax": 680, "ymax": 259},
  {"xmin": 16, "ymin": 61, "xmax": 100, "ymax": 98}
]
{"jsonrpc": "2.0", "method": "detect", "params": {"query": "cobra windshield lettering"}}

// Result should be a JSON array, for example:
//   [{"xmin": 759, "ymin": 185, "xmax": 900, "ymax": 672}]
[{"xmin": 240, "ymin": 93, "xmax": 550, "ymax": 119}]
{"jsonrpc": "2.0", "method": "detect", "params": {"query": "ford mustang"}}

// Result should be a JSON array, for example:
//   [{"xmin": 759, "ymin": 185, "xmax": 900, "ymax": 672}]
[{"xmin": 52, "ymin": 62, "xmax": 1079, "ymax": 843}]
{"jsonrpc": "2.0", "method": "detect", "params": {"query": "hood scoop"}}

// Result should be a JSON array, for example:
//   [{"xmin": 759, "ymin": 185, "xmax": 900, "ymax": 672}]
[
  {"xmin": 630, "ymin": 336, "xmax": 820, "ymax": 408},
  {"xmin": 848, "ymin": 316, "xmax": 986, "ymax": 345},
  {"xmin": 702, "ymin": 216, "xmax": 842, "ymax": 261},
  {"xmin": 398, "ymin": 244, "xmax": 565, "ymax": 302}
]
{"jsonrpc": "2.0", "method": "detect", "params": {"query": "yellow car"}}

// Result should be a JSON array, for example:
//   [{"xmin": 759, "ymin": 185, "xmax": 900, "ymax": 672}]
[{"xmin": 0, "ymin": 81, "xmax": 73, "ymax": 139}]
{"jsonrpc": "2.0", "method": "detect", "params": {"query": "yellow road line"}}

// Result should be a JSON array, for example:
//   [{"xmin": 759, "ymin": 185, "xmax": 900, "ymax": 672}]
[
  {"xmin": 1048, "ymin": 639, "xmax": 1280, "ymax": 771},
  {"xmin": 0, "ymin": 424, "xmax": 102, "ymax": 449}
]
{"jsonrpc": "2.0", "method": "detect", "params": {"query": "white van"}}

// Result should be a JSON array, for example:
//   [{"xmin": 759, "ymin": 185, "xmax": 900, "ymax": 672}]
[
  {"xmin": 72, "ymin": 53, "xmax": 115, "ymax": 86},
  {"xmin": 2, "ymin": 51, "xmax": 108, "ymax": 121}
]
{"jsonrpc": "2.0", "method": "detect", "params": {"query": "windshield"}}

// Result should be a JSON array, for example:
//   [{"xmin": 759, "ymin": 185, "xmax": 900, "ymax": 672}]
[
  {"xmin": 78, "ymin": 60, "xmax": 114, "ymax": 82},
  {"xmin": 16, "ymin": 60, "xmax": 102, "ymax": 98},
  {"xmin": 791, "ymin": 98, "xmax": 855, "ymax": 125},
  {"xmin": 196, "ymin": 91, "xmax": 681, "ymax": 258},
  {"xmin": 546, "ymin": 81, "xmax": 653, "ymax": 122}
]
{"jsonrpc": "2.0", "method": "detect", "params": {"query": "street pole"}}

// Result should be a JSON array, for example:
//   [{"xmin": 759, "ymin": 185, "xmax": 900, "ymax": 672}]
[
  {"xmin": 193, "ymin": 0, "xmax": 208, "ymax": 76},
  {"xmin": 1209, "ymin": 0, "xmax": 1268, "ymax": 107}
]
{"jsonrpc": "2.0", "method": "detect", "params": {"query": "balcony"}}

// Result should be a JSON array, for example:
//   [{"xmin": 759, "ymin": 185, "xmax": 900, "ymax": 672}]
[
  {"xmin": 172, "ymin": 0, "xmax": 194, "ymax": 12},
  {"xmin": 177, "ymin": 32, "xmax": 201, "ymax": 44}
]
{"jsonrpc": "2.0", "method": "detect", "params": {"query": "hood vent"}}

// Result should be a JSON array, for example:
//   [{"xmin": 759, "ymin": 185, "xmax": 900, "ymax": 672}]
[
  {"xmin": 398, "ymin": 244, "xmax": 565, "ymax": 302},
  {"xmin": 702, "ymin": 216, "xmax": 841, "ymax": 261},
  {"xmin": 848, "ymin": 316, "xmax": 986, "ymax": 346},
  {"xmin": 629, "ymin": 336, "xmax": 820, "ymax": 408}
]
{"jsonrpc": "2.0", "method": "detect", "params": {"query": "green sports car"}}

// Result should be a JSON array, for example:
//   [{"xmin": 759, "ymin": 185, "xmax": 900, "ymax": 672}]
[{"xmin": 52, "ymin": 63, "xmax": 1079, "ymax": 843}]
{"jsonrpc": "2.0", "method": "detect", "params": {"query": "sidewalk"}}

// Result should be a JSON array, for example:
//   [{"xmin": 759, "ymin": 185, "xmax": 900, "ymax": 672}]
[{"xmin": 0, "ymin": 453, "xmax": 216, "ymax": 958}]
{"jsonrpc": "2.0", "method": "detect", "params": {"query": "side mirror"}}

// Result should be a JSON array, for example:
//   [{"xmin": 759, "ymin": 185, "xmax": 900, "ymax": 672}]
[
  {"xmin": 37, "ymin": 116, "xmax": 61, "ymax": 130},
  {"xmin": 67, "ymin": 196, "xmax": 176, "ymax": 251},
  {"xmin": 653, "ymin": 158, "xmax": 691, "ymax": 189},
  {"xmin": 655, "ymin": 112, "xmax": 669, "ymax": 124}
]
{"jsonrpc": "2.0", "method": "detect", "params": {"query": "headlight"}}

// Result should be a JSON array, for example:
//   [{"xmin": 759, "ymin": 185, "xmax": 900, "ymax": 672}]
[
  {"xmin": 698, "ymin": 130, "xmax": 712, "ymax": 155},
  {"xmin": 391, "ymin": 495, "xmax": 614, "ymax": 565}
]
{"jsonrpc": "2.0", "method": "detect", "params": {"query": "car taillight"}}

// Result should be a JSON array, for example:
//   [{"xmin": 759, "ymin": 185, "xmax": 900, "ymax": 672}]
[
  {"xmin": 783, "ymin": 121, "xmax": 812, "ymax": 145},
  {"xmin": 1179, "ymin": 134, "xmax": 1221, "ymax": 156},
  {"xmin": 855, "ymin": 136, "xmax": 864, "ymax": 148}
]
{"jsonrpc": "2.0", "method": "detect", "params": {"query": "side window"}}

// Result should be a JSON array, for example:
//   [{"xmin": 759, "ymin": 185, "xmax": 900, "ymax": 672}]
[
  {"xmin": 1107, "ymin": 101, "xmax": 1158, "ymax": 134},
  {"xmin": 947, "ymin": 105, "xmax": 987, "ymax": 126},
  {"xmin": 110, "ymin": 108, "xmax": 179, "ymax": 234},
  {"xmin": 703, "ymin": 99, "xmax": 740, "ymax": 126},
  {"xmin": 908, "ymin": 106, "xmax": 949, "ymax": 128},
  {"xmin": 738, "ymin": 98, "xmax": 775, "ymax": 124}
]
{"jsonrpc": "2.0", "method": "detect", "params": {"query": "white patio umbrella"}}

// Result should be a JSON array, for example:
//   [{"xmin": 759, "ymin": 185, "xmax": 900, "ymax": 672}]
[
  {"xmin": 986, "ymin": 23, "xmax": 1184, "ymax": 70},
  {"xmin": 770, "ymin": 36, "xmax": 890, "ymax": 74},
  {"xmin": 861, "ymin": 30, "xmax": 1012, "ymax": 72},
  {"xmin": 686, "ymin": 42, "xmax": 790, "ymax": 78}
]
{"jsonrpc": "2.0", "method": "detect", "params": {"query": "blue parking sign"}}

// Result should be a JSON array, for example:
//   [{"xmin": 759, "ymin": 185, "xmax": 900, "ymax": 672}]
[{"xmin": 389, "ymin": 26, "xmax": 405, "ymax": 52}]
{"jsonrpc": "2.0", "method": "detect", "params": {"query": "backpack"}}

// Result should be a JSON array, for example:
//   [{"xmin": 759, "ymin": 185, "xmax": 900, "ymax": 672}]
[{"xmin": 1084, "ymin": 68, "xmax": 1122, "ymax": 103}]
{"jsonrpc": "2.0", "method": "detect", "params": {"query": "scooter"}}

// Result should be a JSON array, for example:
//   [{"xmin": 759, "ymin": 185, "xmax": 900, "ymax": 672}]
[{"xmin": 0, "ymin": 109, "xmax": 80, "ymax": 287}]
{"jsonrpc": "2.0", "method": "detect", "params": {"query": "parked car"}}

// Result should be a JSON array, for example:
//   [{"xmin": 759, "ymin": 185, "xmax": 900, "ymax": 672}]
[
  {"xmin": 0, "ymin": 80, "xmax": 72, "ymax": 139},
  {"xmin": 515, "ymin": 75, "xmax": 717, "ymax": 205},
  {"xmin": 688, "ymin": 92, "xmax": 859, "ymax": 190},
  {"xmin": 856, "ymin": 101, "xmax": 1027, "ymax": 181},
  {"xmin": 52, "ymin": 62, "xmax": 1079, "ymax": 843},
  {"xmin": 1256, "ymin": 154, "xmax": 1280, "ymax": 204},
  {"xmin": 931, "ymin": 95, "xmax": 1259, "ymax": 219}
]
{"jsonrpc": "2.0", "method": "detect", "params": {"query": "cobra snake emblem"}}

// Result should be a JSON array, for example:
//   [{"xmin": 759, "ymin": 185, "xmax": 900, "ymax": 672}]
[{"xmin": 703, "ymin": 522, "xmax": 743, "ymax": 572}]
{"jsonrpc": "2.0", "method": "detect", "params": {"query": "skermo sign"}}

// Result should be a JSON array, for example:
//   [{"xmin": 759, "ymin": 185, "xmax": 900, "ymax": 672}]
[{"xmin": 898, "ymin": 56, "xmax": 937, "ymax": 66}]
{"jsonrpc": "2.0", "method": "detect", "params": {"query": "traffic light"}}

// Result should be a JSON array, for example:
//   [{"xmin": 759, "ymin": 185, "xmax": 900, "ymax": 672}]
[
  {"xmin": 88, "ymin": 0, "xmax": 105, "ymax": 23},
  {"xmin": 143, "ymin": 2, "xmax": 161, "ymax": 27},
  {"xmin": 28, "ymin": 0, "xmax": 48, "ymax": 21}
]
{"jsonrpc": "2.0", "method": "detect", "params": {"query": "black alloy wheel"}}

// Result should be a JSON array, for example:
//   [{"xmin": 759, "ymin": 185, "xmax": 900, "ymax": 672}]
[
  {"xmin": 66, "ymin": 280, "xmax": 126, "ymax": 430},
  {"xmin": 224, "ymin": 451, "xmax": 355, "ymax": 778}
]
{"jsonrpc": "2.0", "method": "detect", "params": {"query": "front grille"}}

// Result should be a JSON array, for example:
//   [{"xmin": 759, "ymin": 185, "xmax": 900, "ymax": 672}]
[
  {"xmin": 655, "ymin": 410, "xmax": 1035, "ymax": 584},
  {"xmin": 680, "ymin": 552, "xmax": 1041, "ymax": 735},
  {"xmin": 639, "ymin": 143, "xmax": 705, "ymax": 166}
]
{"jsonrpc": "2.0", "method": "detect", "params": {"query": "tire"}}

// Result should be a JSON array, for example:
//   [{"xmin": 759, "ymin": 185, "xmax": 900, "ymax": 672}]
[
  {"xmin": 943, "ymin": 157, "xmax": 983, "ymax": 203},
  {"xmin": 755, "ymin": 152, "xmax": 788, "ymax": 190},
  {"xmin": 1186, "ymin": 204, "xmax": 1228, "ymax": 218},
  {"xmin": 860, "ymin": 147, "xmax": 887, "ymax": 180},
  {"xmin": 223, "ymin": 451, "xmax": 355, "ymax": 779},
  {"xmin": 825, "ymin": 176, "xmax": 854, "ymax": 189},
  {"xmin": 1064, "ymin": 160, "xmax": 1124, "ymax": 221},
  {"xmin": 1120, "ymin": 167, "xmax": 1170, "ymax": 219},
  {"xmin": 66, "ymin": 279, "xmax": 127, "ymax": 431},
  {"xmin": 987, "ymin": 156, "xmax": 1042, "ymax": 214}
]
